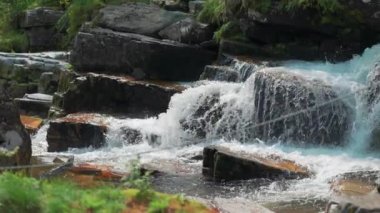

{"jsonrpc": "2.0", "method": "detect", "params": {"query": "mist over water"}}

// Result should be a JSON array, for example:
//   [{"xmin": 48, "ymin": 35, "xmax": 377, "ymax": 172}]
[{"xmin": 32, "ymin": 44, "xmax": 380, "ymax": 210}]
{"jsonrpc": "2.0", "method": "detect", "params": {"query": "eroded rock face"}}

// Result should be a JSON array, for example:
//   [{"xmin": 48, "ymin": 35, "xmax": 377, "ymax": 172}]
[
  {"xmin": 203, "ymin": 145, "xmax": 310, "ymax": 181},
  {"xmin": 46, "ymin": 113, "xmax": 107, "ymax": 152},
  {"xmin": 96, "ymin": 3, "xmax": 188, "ymax": 37},
  {"xmin": 70, "ymin": 27, "xmax": 216, "ymax": 81},
  {"xmin": 182, "ymin": 68, "xmax": 353, "ymax": 146},
  {"xmin": 0, "ymin": 97, "xmax": 31, "ymax": 166},
  {"xmin": 53, "ymin": 73, "xmax": 183, "ymax": 117}
]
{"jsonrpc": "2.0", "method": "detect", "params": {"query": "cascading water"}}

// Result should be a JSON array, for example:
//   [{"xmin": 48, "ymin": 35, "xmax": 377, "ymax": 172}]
[{"xmin": 32, "ymin": 44, "xmax": 380, "ymax": 211}]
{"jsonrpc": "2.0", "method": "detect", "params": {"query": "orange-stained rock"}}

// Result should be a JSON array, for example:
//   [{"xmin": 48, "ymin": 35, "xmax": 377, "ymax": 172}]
[
  {"xmin": 69, "ymin": 163, "xmax": 125, "ymax": 181},
  {"xmin": 46, "ymin": 113, "xmax": 108, "ymax": 152},
  {"xmin": 203, "ymin": 145, "xmax": 311, "ymax": 181},
  {"xmin": 20, "ymin": 115, "xmax": 43, "ymax": 133}
]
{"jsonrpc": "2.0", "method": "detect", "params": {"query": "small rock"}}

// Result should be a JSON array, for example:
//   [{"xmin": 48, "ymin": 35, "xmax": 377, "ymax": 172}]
[
  {"xmin": 189, "ymin": 0, "xmax": 205, "ymax": 14},
  {"xmin": 19, "ymin": 7, "xmax": 64, "ymax": 28},
  {"xmin": 202, "ymin": 145, "xmax": 311, "ymax": 181},
  {"xmin": 20, "ymin": 115, "xmax": 43, "ymax": 134},
  {"xmin": 120, "ymin": 127, "xmax": 143, "ymax": 144},
  {"xmin": 14, "ymin": 93, "xmax": 53, "ymax": 118},
  {"xmin": 46, "ymin": 113, "xmax": 108, "ymax": 152},
  {"xmin": 200, "ymin": 65, "xmax": 239, "ymax": 82},
  {"xmin": 159, "ymin": 17, "xmax": 214, "ymax": 44}
]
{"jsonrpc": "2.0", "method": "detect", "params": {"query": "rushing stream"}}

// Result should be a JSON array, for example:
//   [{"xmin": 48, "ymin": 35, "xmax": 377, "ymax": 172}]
[{"xmin": 32, "ymin": 44, "xmax": 380, "ymax": 212}]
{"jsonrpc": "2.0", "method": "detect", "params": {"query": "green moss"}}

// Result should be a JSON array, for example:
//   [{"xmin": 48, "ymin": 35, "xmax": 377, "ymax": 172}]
[
  {"xmin": 214, "ymin": 21, "xmax": 246, "ymax": 43},
  {"xmin": 0, "ymin": 31, "xmax": 28, "ymax": 52},
  {"xmin": 197, "ymin": 0, "xmax": 226, "ymax": 24}
]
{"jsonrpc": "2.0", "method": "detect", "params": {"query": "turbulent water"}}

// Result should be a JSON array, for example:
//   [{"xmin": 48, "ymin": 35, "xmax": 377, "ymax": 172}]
[{"xmin": 32, "ymin": 44, "xmax": 380, "ymax": 211}]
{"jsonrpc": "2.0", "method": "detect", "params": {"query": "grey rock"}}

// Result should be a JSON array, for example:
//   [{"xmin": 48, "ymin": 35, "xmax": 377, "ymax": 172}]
[
  {"xmin": 39, "ymin": 72, "xmax": 59, "ymax": 94},
  {"xmin": 159, "ymin": 17, "xmax": 214, "ymax": 44},
  {"xmin": 20, "ymin": 7, "xmax": 64, "ymax": 28},
  {"xmin": 0, "ymin": 52, "xmax": 69, "ymax": 98},
  {"xmin": 96, "ymin": 3, "xmax": 188, "ymax": 37},
  {"xmin": 200, "ymin": 65, "xmax": 238, "ymax": 82},
  {"xmin": 0, "ymin": 97, "xmax": 31, "ymax": 166},
  {"xmin": 70, "ymin": 27, "xmax": 216, "ymax": 81}
]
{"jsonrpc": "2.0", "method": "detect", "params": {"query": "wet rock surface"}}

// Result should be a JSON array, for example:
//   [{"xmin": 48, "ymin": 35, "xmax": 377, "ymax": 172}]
[
  {"xmin": 46, "ymin": 113, "xmax": 107, "ymax": 152},
  {"xmin": 0, "ymin": 96, "xmax": 31, "ymax": 166},
  {"xmin": 53, "ymin": 73, "xmax": 183, "ymax": 117},
  {"xmin": 202, "ymin": 145, "xmax": 310, "ymax": 181},
  {"xmin": 71, "ymin": 27, "xmax": 216, "ymax": 81}
]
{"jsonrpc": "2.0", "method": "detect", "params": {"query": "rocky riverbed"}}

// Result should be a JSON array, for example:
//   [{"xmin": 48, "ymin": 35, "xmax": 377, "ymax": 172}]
[{"xmin": 1, "ymin": 0, "xmax": 380, "ymax": 212}]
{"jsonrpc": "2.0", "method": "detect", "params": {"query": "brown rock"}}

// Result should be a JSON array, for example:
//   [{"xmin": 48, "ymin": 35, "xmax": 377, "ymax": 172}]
[{"xmin": 46, "ymin": 113, "xmax": 107, "ymax": 152}]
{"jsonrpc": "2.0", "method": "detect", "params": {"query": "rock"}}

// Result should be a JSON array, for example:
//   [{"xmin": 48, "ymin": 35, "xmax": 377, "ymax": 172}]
[
  {"xmin": 53, "ymin": 73, "xmax": 183, "ymax": 117},
  {"xmin": 200, "ymin": 65, "xmax": 239, "ymax": 82},
  {"xmin": 20, "ymin": 7, "xmax": 64, "ymax": 28},
  {"xmin": 14, "ymin": 93, "xmax": 53, "ymax": 118},
  {"xmin": 189, "ymin": 0, "xmax": 205, "ymax": 14},
  {"xmin": 366, "ymin": 63, "xmax": 380, "ymax": 150},
  {"xmin": 251, "ymin": 68, "xmax": 352, "ymax": 145},
  {"xmin": 200, "ymin": 57, "xmax": 271, "ymax": 82},
  {"xmin": 330, "ymin": 171, "xmax": 380, "ymax": 196},
  {"xmin": 0, "ymin": 52, "xmax": 69, "ymax": 98},
  {"xmin": 0, "ymin": 97, "xmax": 31, "ymax": 166},
  {"xmin": 71, "ymin": 27, "xmax": 216, "ymax": 81},
  {"xmin": 46, "ymin": 113, "xmax": 107, "ymax": 152},
  {"xmin": 120, "ymin": 127, "xmax": 143, "ymax": 145},
  {"xmin": 224, "ymin": 0, "xmax": 380, "ymax": 61},
  {"xmin": 19, "ymin": 7, "xmax": 65, "ymax": 52},
  {"xmin": 183, "ymin": 68, "xmax": 352, "ymax": 145},
  {"xmin": 20, "ymin": 115, "xmax": 43, "ymax": 134},
  {"xmin": 159, "ymin": 17, "xmax": 214, "ymax": 44},
  {"xmin": 96, "ymin": 3, "xmax": 188, "ymax": 37},
  {"xmin": 39, "ymin": 72, "xmax": 59, "ymax": 94},
  {"xmin": 202, "ymin": 145, "xmax": 310, "ymax": 181}
]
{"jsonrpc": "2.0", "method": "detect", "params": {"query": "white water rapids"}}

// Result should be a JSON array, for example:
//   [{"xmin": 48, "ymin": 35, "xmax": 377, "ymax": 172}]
[{"xmin": 32, "ymin": 44, "xmax": 380, "ymax": 211}]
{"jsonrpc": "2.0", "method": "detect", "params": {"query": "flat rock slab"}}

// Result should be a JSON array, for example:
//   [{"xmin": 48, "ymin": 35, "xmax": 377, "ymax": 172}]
[
  {"xmin": 70, "ymin": 27, "xmax": 216, "ymax": 81},
  {"xmin": 47, "ymin": 113, "xmax": 108, "ymax": 152},
  {"xmin": 203, "ymin": 145, "xmax": 311, "ymax": 181},
  {"xmin": 96, "ymin": 3, "xmax": 188, "ymax": 37},
  {"xmin": 14, "ymin": 93, "xmax": 53, "ymax": 118},
  {"xmin": 330, "ymin": 171, "xmax": 380, "ymax": 196},
  {"xmin": 57, "ymin": 73, "xmax": 184, "ymax": 116}
]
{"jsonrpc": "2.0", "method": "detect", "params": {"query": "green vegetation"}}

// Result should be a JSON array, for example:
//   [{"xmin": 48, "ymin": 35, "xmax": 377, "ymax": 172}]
[
  {"xmin": 198, "ymin": 0, "xmax": 225, "ymax": 25},
  {"xmin": 214, "ymin": 21, "xmax": 246, "ymax": 43},
  {"xmin": 0, "ymin": 172, "xmax": 214, "ymax": 213}
]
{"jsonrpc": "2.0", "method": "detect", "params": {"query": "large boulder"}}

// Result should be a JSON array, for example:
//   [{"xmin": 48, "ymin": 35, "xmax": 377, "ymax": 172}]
[
  {"xmin": 52, "ymin": 73, "xmax": 184, "ymax": 117},
  {"xmin": 96, "ymin": 3, "xmax": 188, "ymax": 38},
  {"xmin": 0, "ymin": 96, "xmax": 31, "ymax": 166},
  {"xmin": 224, "ymin": 0, "xmax": 380, "ymax": 61},
  {"xmin": 14, "ymin": 93, "xmax": 53, "ymax": 118},
  {"xmin": 0, "ymin": 52, "xmax": 70, "ymax": 98},
  {"xmin": 182, "ymin": 68, "xmax": 353, "ymax": 146},
  {"xmin": 46, "ymin": 113, "xmax": 107, "ymax": 152},
  {"xmin": 203, "ymin": 145, "xmax": 310, "ymax": 181},
  {"xmin": 19, "ymin": 7, "xmax": 65, "ymax": 51},
  {"xmin": 70, "ymin": 27, "xmax": 216, "ymax": 81}
]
